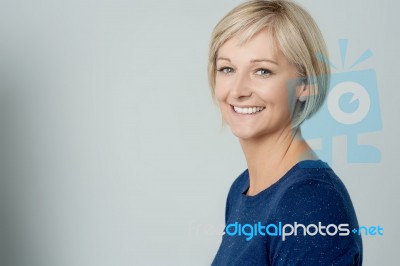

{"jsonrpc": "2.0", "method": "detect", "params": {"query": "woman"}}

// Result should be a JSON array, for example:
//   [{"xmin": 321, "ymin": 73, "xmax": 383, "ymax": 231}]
[{"xmin": 208, "ymin": 0, "xmax": 362, "ymax": 265}]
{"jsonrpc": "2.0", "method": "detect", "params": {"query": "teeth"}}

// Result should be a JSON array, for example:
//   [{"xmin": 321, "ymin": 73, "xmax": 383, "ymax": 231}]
[{"xmin": 233, "ymin": 106, "xmax": 265, "ymax": 114}]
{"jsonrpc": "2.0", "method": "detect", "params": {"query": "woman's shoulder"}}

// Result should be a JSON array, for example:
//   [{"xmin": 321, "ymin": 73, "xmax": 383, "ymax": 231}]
[
  {"xmin": 278, "ymin": 160, "xmax": 349, "ymax": 198},
  {"xmin": 226, "ymin": 160, "xmax": 348, "ymax": 200},
  {"xmin": 268, "ymin": 160, "xmax": 363, "ymax": 265},
  {"xmin": 272, "ymin": 160, "xmax": 358, "ymax": 224}
]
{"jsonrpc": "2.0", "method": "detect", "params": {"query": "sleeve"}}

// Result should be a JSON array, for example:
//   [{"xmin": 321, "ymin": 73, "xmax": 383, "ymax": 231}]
[{"xmin": 268, "ymin": 179, "xmax": 362, "ymax": 266}]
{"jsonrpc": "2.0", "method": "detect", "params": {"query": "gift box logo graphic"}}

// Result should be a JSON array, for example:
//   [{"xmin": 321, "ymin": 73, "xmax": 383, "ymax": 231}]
[{"xmin": 302, "ymin": 39, "xmax": 382, "ymax": 164}]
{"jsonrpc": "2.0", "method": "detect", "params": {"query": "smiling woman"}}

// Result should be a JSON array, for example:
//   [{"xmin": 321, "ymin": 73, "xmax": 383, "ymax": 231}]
[{"xmin": 208, "ymin": 1, "xmax": 362, "ymax": 265}]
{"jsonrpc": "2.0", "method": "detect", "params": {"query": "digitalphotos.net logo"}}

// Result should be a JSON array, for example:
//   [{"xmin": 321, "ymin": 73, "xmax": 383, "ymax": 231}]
[
  {"xmin": 302, "ymin": 39, "xmax": 382, "ymax": 164},
  {"xmin": 188, "ymin": 221, "xmax": 384, "ymax": 242},
  {"xmin": 224, "ymin": 222, "xmax": 384, "ymax": 241}
]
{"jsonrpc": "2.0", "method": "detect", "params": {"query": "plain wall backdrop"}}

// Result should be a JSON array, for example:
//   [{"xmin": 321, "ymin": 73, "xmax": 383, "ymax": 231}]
[{"xmin": 0, "ymin": 0, "xmax": 398, "ymax": 265}]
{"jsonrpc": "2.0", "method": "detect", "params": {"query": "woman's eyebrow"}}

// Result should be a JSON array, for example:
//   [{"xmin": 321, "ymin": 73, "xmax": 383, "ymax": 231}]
[
  {"xmin": 216, "ymin": 57, "xmax": 278, "ymax": 65},
  {"xmin": 250, "ymin": 58, "xmax": 278, "ymax": 65},
  {"xmin": 216, "ymin": 57, "xmax": 231, "ymax": 62}
]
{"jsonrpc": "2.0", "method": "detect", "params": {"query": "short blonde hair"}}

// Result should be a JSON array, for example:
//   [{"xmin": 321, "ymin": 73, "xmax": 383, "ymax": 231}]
[{"xmin": 208, "ymin": 0, "xmax": 330, "ymax": 128}]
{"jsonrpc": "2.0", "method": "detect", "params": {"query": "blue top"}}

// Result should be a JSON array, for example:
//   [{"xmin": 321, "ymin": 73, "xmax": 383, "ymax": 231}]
[{"xmin": 211, "ymin": 160, "xmax": 362, "ymax": 266}]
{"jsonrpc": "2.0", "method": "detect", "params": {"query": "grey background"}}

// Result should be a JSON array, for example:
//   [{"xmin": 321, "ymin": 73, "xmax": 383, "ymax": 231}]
[{"xmin": 0, "ymin": 0, "xmax": 398, "ymax": 265}]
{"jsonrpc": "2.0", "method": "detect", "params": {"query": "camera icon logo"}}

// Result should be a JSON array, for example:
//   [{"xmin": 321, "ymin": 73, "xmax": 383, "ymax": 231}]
[{"xmin": 302, "ymin": 39, "xmax": 382, "ymax": 164}]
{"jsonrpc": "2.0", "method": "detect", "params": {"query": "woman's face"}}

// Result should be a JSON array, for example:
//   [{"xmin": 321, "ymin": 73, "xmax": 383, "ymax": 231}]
[{"xmin": 214, "ymin": 29, "xmax": 302, "ymax": 141}]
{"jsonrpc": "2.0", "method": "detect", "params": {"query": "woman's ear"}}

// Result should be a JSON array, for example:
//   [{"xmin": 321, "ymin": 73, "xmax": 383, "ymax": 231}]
[{"xmin": 296, "ymin": 78, "xmax": 309, "ymax": 102}]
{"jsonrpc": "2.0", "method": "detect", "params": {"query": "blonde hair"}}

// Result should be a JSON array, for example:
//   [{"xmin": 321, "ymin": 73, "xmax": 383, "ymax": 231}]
[{"xmin": 208, "ymin": 0, "xmax": 330, "ymax": 128}]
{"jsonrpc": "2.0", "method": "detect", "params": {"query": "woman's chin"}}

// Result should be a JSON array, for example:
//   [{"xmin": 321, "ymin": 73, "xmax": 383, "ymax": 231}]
[{"xmin": 230, "ymin": 128, "xmax": 265, "ymax": 141}]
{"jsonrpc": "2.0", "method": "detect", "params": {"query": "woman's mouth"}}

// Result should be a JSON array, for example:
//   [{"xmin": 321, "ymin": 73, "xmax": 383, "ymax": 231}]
[{"xmin": 232, "ymin": 105, "xmax": 265, "ymax": 115}]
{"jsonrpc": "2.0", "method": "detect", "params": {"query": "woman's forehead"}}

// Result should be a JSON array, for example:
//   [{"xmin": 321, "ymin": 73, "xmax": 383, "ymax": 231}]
[{"xmin": 217, "ymin": 29, "xmax": 283, "ymax": 63}]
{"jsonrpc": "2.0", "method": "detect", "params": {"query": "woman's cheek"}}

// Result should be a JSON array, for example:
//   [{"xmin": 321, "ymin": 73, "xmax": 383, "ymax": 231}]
[{"xmin": 214, "ymin": 83, "xmax": 228, "ymax": 102}]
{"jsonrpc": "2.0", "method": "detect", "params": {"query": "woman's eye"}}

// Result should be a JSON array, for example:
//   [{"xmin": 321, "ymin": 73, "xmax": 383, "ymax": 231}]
[
  {"xmin": 255, "ymin": 68, "xmax": 271, "ymax": 76},
  {"xmin": 217, "ymin": 67, "xmax": 234, "ymax": 74}
]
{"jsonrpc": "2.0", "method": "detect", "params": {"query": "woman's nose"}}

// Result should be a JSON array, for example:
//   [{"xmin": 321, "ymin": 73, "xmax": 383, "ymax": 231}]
[{"xmin": 230, "ymin": 72, "xmax": 252, "ymax": 98}]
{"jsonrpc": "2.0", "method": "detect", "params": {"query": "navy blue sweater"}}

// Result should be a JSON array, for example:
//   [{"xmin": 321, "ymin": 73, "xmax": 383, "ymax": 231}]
[{"xmin": 211, "ymin": 160, "xmax": 362, "ymax": 265}]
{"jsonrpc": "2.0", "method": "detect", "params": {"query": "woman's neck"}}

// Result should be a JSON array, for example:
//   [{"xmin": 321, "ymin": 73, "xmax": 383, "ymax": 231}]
[{"xmin": 239, "ymin": 127, "xmax": 317, "ymax": 196}]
